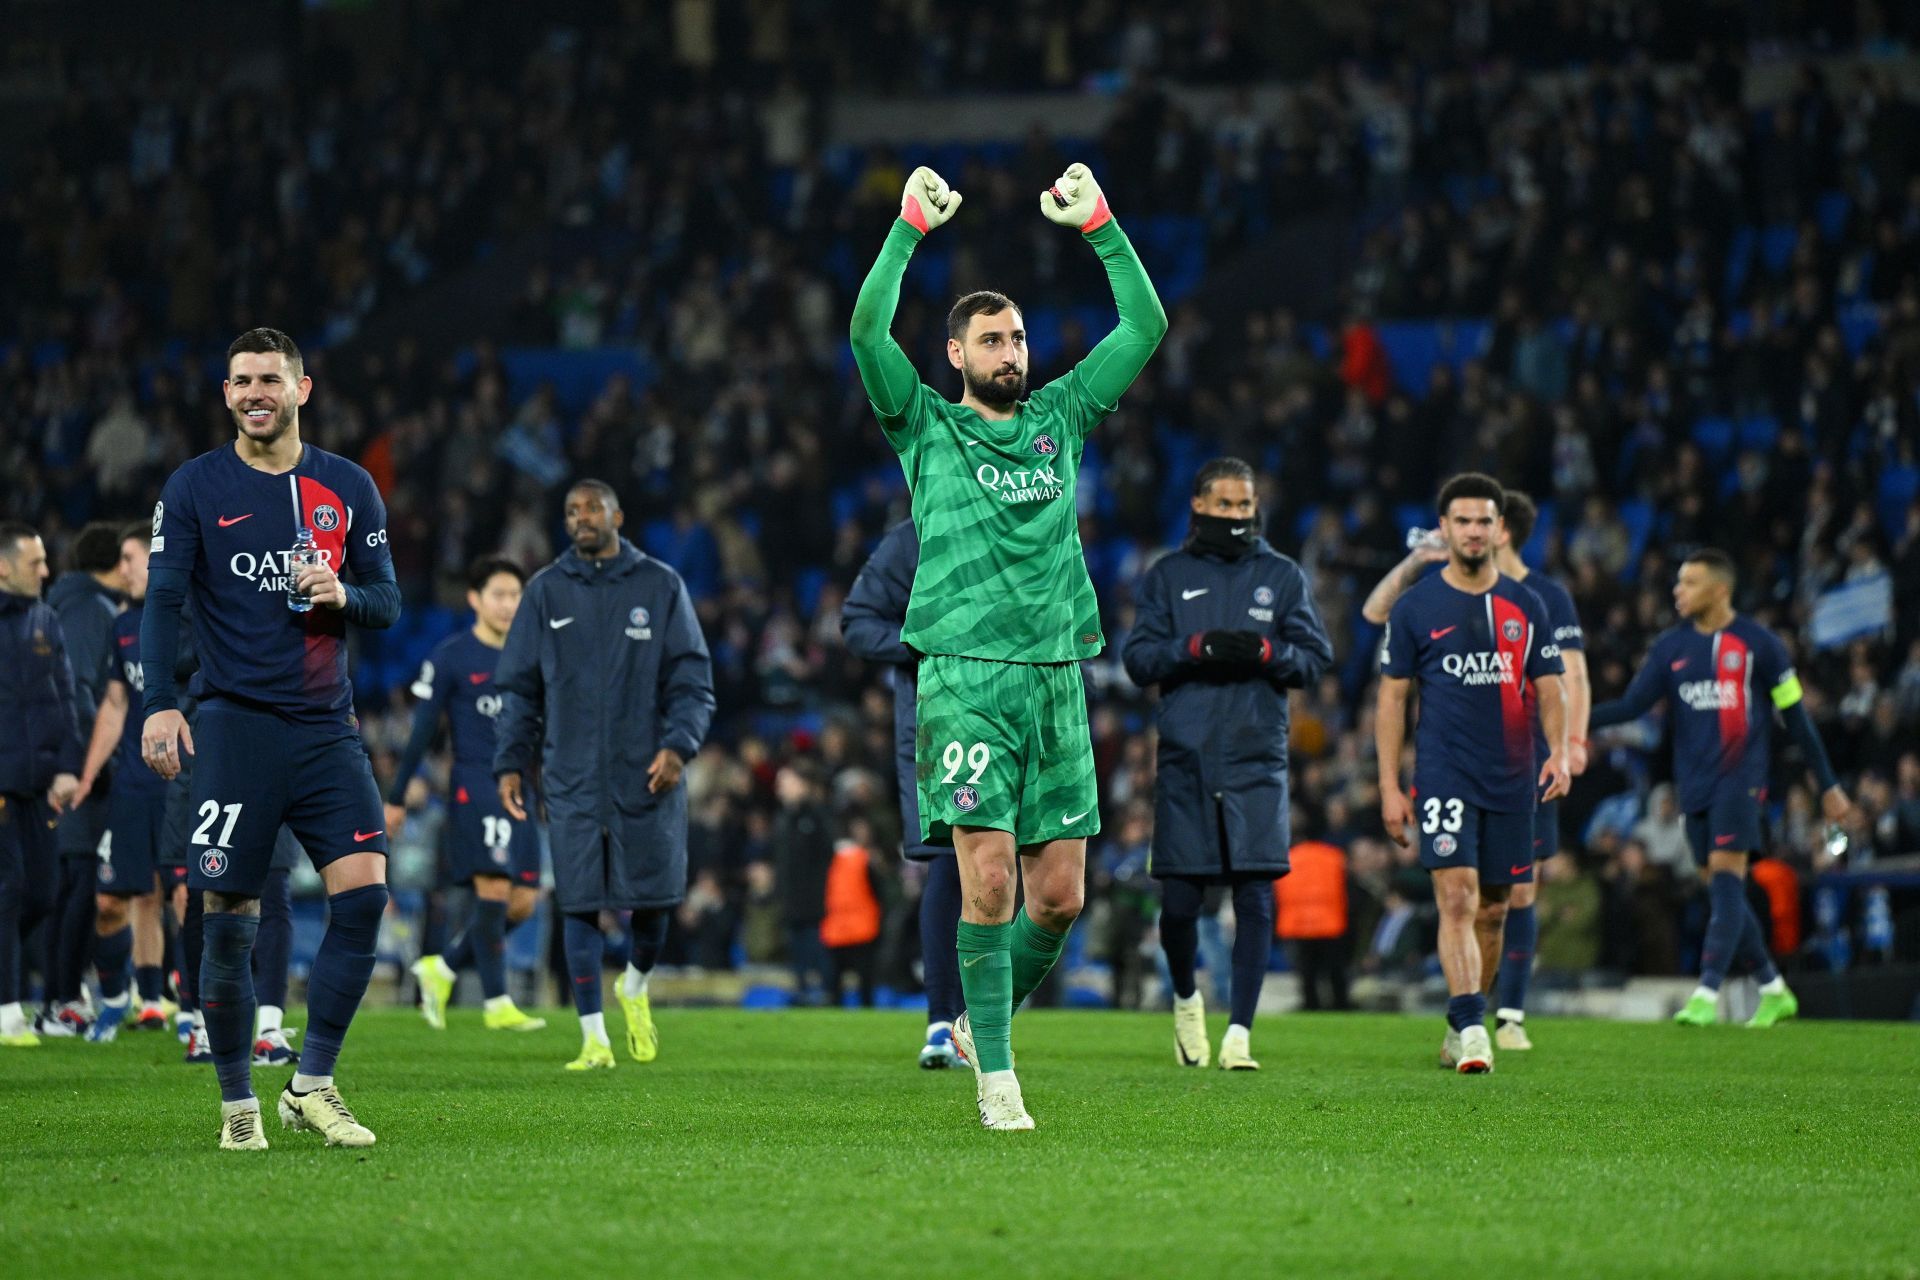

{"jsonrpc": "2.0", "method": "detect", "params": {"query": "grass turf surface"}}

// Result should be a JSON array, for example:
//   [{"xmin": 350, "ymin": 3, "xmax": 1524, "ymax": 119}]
[{"xmin": 3, "ymin": 1008, "xmax": 1916, "ymax": 1279}]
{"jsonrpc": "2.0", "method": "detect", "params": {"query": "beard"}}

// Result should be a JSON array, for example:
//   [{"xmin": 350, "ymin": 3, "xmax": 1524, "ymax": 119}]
[
  {"xmin": 963, "ymin": 363, "xmax": 1027, "ymax": 408},
  {"xmin": 571, "ymin": 525, "xmax": 612, "ymax": 554},
  {"xmin": 1455, "ymin": 548, "xmax": 1490, "ymax": 572},
  {"xmin": 233, "ymin": 401, "xmax": 297, "ymax": 443}
]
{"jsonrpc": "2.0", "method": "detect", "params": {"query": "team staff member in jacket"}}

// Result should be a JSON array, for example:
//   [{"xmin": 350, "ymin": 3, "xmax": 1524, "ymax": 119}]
[
  {"xmin": 840, "ymin": 519, "xmax": 963, "ymax": 1068},
  {"xmin": 495, "ymin": 480, "xmax": 715, "ymax": 1071},
  {"xmin": 1122, "ymin": 459, "xmax": 1334, "ymax": 1071},
  {"xmin": 0, "ymin": 522, "xmax": 85, "ymax": 1047}
]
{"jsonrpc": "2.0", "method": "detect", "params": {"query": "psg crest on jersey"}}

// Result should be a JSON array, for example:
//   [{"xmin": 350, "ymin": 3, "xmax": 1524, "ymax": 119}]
[
  {"xmin": 1502, "ymin": 618, "xmax": 1524, "ymax": 642},
  {"xmin": 952, "ymin": 785, "xmax": 980, "ymax": 812},
  {"xmin": 1433, "ymin": 833, "xmax": 1458, "ymax": 857},
  {"xmin": 312, "ymin": 504, "xmax": 340, "ymax": 531},
  {"xmin": 1254, "ymin": 586, "xmax": 1275, "ymax": 607},
  {"xmin": 625, "ymin": 605, "xmax": 653, "ymax": 641},
  {"xmin": 1723, "ymin": 651, "xmax": 1742, "ymax": 671},
  {"xmin": 1032, "ymin": 434, "xmax": 1058, "ymax": 455},
  {"xmin": 199, "ymin": 849, "xmax": 228, "ymax": 878},
  {"xmin": 630, "ymin": 607, "xmax": 650, "ymax": 628}
]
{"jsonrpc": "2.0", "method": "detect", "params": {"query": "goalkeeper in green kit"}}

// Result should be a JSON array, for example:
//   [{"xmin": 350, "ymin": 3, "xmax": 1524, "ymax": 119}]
[{"xmin": 850, "ymin": 162, "xmax": 1166, "ymax": 1130}]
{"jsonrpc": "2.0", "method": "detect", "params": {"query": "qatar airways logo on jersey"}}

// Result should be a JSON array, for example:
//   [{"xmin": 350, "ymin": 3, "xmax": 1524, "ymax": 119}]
[
  {"xmin": 974, "ymin": 462, "xmax": 1064, "ymax": 505},
  {"xmin": 229, "ymin": 547, "xmax": 337, "ymax": 592},
  {"xmin": 1678, "ymin": 679, "xmax": 1743, "ymax": 710},
  {"xmin": 1441, "ymin": 651, "xmax": 1516, "ymax": 686}
]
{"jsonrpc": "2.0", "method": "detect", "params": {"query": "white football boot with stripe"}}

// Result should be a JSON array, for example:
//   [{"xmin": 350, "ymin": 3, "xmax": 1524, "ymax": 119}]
[{"xmin": 1172, "ymin": 992, "xmax": 1210, "ymax": 1067}]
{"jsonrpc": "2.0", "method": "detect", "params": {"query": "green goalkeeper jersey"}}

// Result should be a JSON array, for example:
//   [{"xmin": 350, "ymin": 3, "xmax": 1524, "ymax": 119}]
[{"xmin": 850, "ymin": 216, "xmax": 1165, "ymax": 664}]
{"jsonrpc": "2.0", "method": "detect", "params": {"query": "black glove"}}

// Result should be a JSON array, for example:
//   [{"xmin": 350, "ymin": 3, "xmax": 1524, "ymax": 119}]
[{"xmin": 1189, "ymin": 630, "xmax": 1266, "ymax": 666}]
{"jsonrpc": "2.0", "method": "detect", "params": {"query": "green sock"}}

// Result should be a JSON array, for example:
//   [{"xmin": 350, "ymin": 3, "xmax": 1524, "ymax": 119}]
[
  {"xmin": 956, "ymin": 920, "xmax": 1014, "ymax": 1073},
  {"xmin": 1009, "ymin": 907, "xmax": 1069, "ymax": 1012}
]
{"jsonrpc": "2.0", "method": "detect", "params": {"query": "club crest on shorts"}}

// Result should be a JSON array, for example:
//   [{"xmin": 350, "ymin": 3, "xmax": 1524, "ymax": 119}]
[
  {"xmin": 199, "ymin": 849, "xmax": 229, "ymax": 878},
  {"xmin": 1433, "ymin": 833, "xmax": 1458, "ymax": 857},
  {"xmin": 1502, "ymin": 618, "xmax": 1523, "ymax": 642},
  {"xmin": 1032, "ymin": 434, "xmax": 1058, "ymax": 456},
  {"xmin": 952, "ymin": 785, "xmax": 980, "ymax": 813},
  {"xmin": 1254, "ymin": 586, "xmax": 1275, "ymax": 607},
  {"xmin": 491, "ymin": 846, "xmax": 509, "ymax": 866}
]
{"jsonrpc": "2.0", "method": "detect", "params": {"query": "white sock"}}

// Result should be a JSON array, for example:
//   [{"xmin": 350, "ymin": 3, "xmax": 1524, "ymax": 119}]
[
  {"xmin": 290, "ymin": 1072, "xmax": 333, "ymax": 1093},
  {"xmin": 1690, "ymin": 985, "xmax": 1718, "ymax": 1003},
  {"xmin": 1174, "ymin": 991, "xmax": 1203, "ymax": 1009},
  {"xmin": 1496, "ymin": 1007, "xmax": 1525, "ymax": 1024},
  {"xmin": 622, "ymin": 964, "xmax": 649, "ymax": 999},
  {"xmin": 193, "ymin": 1009, "xmax": 207, "ymax": 1032},
  {"xmin": 221, "ymin": 1097, "xmax": 261, "ymax": 1116},
  {"xmin": 102, "ymin": 991, "xmax": 132, "ymax": 1009},
  {"xmin": 982, "ymin": 1068, "xmax": 1017, "ymax": 1089},
  {"xmin": 484, "ymin": 994, "xmax": 513, "ymax": 1014},
  {"xmin": 927, "ymin": 1020, "xmax": 952, "ymax": 1039},
  {"xmin": 581, "ymin": 1011, "xmax": 607, "ymax": 1044},
  {"xmin": 1225, "ymin": 1022, "xmax": 1250, "ymax": 1042},
  {"xmin": 257, "ymin": 1004, "xmax": 283, "ymax": 1035},
  {"xmin": 1759, "ymin": 976, "xmax": 1787, "ymax": 996},
  {"xmin": 0, "ymin": 1001, "xmax": 24, "ymax": 1035}
]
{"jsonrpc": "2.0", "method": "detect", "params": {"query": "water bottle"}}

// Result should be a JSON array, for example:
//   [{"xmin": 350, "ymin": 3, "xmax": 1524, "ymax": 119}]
[
  {"xmin": 288, "ymin": 527, "xmax": 318, "ymax": 613},
  {"xmin": 1405, "ymin": 526, "xmax": 1446, "ymax": 552}
]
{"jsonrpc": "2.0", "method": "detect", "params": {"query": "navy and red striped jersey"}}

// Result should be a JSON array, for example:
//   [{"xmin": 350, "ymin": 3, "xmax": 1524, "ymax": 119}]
[
  {"xmin": 1382, "ymin": 573, "xmax": 1564, "ymax": 812},
  {"xmin": 1518, "ymin": 570, "xmax": 1582, "ymax": 767},
  {"xmin": 1599, "ymin": 616, "xmax": 1795, "ymax": 813},
  {"xmin": 107, "ymin": 605, "xmax": 167, "ymax": 793},
  {"xmin": 148, "ymin": 442, "xmax": 391, "ymax": 728},
  {"xmin": 408, "ymin": 629, "xmax": 506, "ymax": 773}
]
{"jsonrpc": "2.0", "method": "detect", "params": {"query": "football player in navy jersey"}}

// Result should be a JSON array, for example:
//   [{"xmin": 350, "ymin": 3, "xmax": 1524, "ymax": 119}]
[
  {"xmin": 140, "ymin": 327, "xmax": 401, "ymax": 1151},
  {"xmin": 390, "ymin": 557, "xmax": 546, "ymax": 1033},
  {"xmin": 1591, "ymin": 549, "xmax": 1850, "ymax": 1029},
  {"xmin": 1376, "ymin": 474, "xmax": 1570, "ymax": 1074}
]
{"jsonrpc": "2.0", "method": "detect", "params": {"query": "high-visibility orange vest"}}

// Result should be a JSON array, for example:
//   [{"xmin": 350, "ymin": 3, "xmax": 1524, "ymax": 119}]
[
  {"xmin": 1274, "ymin": 841, "xmax": 1349, "ymax": 940},
  {"xmin": 1750, "ymin": 857, "xmax": 1802, "ymax": 955},
  {"xmin": 820, "ymin": 843, "xmax": 881, "ymax": 948}
]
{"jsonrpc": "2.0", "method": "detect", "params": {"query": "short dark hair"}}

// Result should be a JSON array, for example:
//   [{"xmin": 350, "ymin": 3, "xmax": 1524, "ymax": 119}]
[
  {"xmin": 947, "ymin": 291, "xmax": 1021, "ymax": 341},
  {"xmin": 118, "ymin": 522, "xmax": 151, "ymax": 549},
  {"xmin": 1193, "ymin": 457, "xmax": 1256, "ymax": 498},
  {"xmin": 567, "ymin": 479, "xmax": 621, "ymax": 513},
  {"xmin": 227, "ymin": 327, "xmax": 304, "ymax": 378},
  {"xmin": 1684, "ymin": 547, "xmax": 1737, "ymax": 587},
  {"xmin": 1502, "ymin": 489, "xmax": 1538, "ymax": 548},
  {"xmin": 1436, "ymin": 471, "xmax": 1505, "ymax": 517},
  {"xmin": 467, "ymin": 555, "xmax": 526, "ymax": 593},
  {"xmin": 71, "ymin": 521, "xmax": 125, "ymax": 574},
  {"xmin": 0, "ymin": 520, "xmax": 38, "ymax": 558}
]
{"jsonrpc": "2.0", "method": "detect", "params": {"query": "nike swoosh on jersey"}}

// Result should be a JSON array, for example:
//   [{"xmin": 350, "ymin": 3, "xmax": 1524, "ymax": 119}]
[
  {"xmin": 1062, "ymin": 810, "xmax": 1091, "ymax": 825},
  {"xmin": 549, "ymin": 617, "xmax": 575, "ymax": 629},
  {"xmin": 217, "ymin": 514, "xmax": 254, "ymax": 528},
  {"xmin": 1430, "ymin": 626, "xmax": 1457, "ymax": 639},
  {"xmin": 353, "ymin": 829, "xmax": 383, "ymax": 842},
  {"xmin": 1670, "ymin": 659, "xmax": 1689, "ymax": 671},
  {"xmin": 1230, "ymin": 527, "xmax": 1248, "ymax": 537},
  {"xmin": 468, "ymin": 673, "xmax": 488, "ymax": 684},
  {"xmin": 1181, "ymin": 589, "xmax": 1209, "ymax": 600}
]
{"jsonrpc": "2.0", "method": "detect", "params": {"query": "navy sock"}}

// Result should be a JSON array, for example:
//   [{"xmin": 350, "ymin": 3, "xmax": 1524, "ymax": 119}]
[
  {"xmin": 1734, "ymin": 899, "xmax": 1780, "ymax": 985},
  {"xmin": 95, "ymin": 925, "xmax": 133, "ymax": 1000},
  {"xmin": 443, "ymin": 921, "xmax": 475, "ymax": 972},
  {"xmin": 629, "ymin": 908, "xmax": 669, "ymax": 975},
  {"xmin": 181, "ymin": 891, "xmax": 204, "ymax": 1011},
  {"xmin": 252, "ymin": 870, "xmax": 293, "ymax": 1012},
  {"xmin": 1495, "ymin": 903, "xmax": 1537, "ymax": 1016},
  {"xmin": 563, "ymin": 913, "xmax": 605, "ymax": 1016},
  {"xmin": 301, "ymin": 885, "xmax": 388, "ymax": 1081},
  {"xmin": 201, "ymin": 911, "xmax": 260, "ymax": 1102},
  {"xmin": 135, "ymin": 963, "xmax": 163, "ymax": 1003},
  {"xmin": 469, "ymin": 898, "xmax": 508, "ymax": 1000},
  {"xmin": 1160, "ymin": 877, "xmax": 1203, "ymax": 1000},
  {"xmin": 1700, "ymin": 871, "xmax": 1747, "ymax": 992},
  {"xmin": 1229, "ymin": 879, "xmax": 1273, "ymax": 1028},
  {"xmin": 1446, "ymin": 992, "xmax": 1487, "ymax": 1031},
  {"xmin": 55, "ymin": 861, "xmax": 96, "ymax": 1002},
  {"xmin": 920, "ymin": 856, "xmax": 963, "ymax": 1026}
]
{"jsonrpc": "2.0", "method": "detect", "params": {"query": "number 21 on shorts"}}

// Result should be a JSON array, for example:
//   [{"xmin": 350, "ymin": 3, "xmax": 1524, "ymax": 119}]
[{"xmin": 940, "ymin": 741, "xmax": 990, "ymax": 784}]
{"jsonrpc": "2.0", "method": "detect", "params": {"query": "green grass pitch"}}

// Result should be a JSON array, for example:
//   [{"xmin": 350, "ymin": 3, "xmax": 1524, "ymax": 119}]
[{"xmin": 4, "ymin": 1008, "xmax": 1916, "ymax": 1279}]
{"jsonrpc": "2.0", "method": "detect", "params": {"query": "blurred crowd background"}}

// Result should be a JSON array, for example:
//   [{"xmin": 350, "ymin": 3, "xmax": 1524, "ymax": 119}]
[{"xmin": 4, "ymin": 0, "xmax": 1917, "ymax": 1006}]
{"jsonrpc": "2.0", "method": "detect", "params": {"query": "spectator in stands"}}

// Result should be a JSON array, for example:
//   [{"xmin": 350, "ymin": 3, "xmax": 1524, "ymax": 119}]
[{"xmin": 768, "ymin": 760, "xmax": 833, "ymax": 1006}]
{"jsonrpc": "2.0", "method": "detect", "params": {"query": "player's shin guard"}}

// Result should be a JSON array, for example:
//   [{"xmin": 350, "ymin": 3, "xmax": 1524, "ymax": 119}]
[
  {"xmin": 181, "ymin": 890, "xmax": 204, "ymax": 1011},
  {"xmin": 1229, "ymin": 879, "xmax": 1273, "ymax": 1029},
  {"xmin": 956, "ymin": 921, "xmax": 1014, "ymax": 1072},
  {"xmin": 921, "ymin": 856, "xmax": 963, "ymax": 1026},
  {"xmin": 467, "ymin": 898, "xmax": 509, "ymax": 1000},
  {"xmin": 563, "ymin": 913, "xmax": 605, "ymax": 1016},
  {"xmin": 1733, "ymin": 898, "xmax": 1780, "ymax": 986},
  {"xmin": 1699, "ymin": 871, "xmax": 1747, "ymax": 992},
  {"xmin": 95, "ymin": 924, "xmax": 133, "ymax": 1001},
  {"xmin": 201, "ymin": 912, "xmax": 261, "ymax": 1102},
  {"xmin": 300, "ymin": 885, "xmax": 388, "ymax": 1080},
  {"xmin": 1495, "ymin": 903, "xmax": 1537, "ymax": 1018},
  {"xmin": 1159, "ymin": 877, "xmax": 1202, "ymax": 1000},
  {"xmin": 1009, "ymin": 908, "xmax": 1069, "ymax": 1012},
  {"xmin": 252, "ymin": 870, "xmax": 293, "ymax": 1012}
]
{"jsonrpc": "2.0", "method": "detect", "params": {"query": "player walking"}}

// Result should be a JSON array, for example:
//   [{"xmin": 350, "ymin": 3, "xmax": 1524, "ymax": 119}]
[
  {"xmin": 1590, "ymin": 549, "xmax": 1849, "ymax": 1028},
  {"xmin": 850, "ymin": 163, "xmax": 1166, "ymax": 1128},
  {"xmin": 1375, "ymin": 474, "xmax": 1570, "ymax": 1074},
  {"xmin": 141, "ymin": 328, "xmax": 401, "ymax": 1150},
  {"xmin": 393, "ymin": 557, "xmax": 547, "ymax": 1033}
]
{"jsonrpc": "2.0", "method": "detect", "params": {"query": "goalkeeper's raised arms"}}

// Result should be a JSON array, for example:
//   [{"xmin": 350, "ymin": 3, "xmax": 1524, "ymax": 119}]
[
  {"xmin": 1041, "ymin": 163, "xmax": 1111, "ymax": 234},
  {"xmin": 901, "ymin": 166, "xmax": 962, "ymax": 234}
]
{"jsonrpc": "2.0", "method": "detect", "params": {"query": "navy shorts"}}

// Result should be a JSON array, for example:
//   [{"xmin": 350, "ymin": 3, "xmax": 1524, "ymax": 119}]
[
  {"xmin": 186, "ymin": 699, "xmax": 389, "ymax": 897},
  {"xmin": 1533, "ymin": 800, "xmax": 1561, "ymax": 860},
  {"xmin": 1685, "ymin": 788, "xmax": 1766, "ymax": 865},
  {"xmin": 447, "ymin": 766, "xmax": 539, "ymax": 886},
  {"xmin": 99, "ymin": 783, "xmax": 170, "ymax": 896},
  {"xmin": 1417, "ymin": 795, "xmax": 1535, "ymax": 886}
]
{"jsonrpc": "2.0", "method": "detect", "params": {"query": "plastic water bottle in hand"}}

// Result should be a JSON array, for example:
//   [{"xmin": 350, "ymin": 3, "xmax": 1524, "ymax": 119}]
[
  {"xmin": 288, "ymin": 527, "xmax": 318, "ymax": 613},
  {"xmin": 1405, "ymin": 527, "xmax": 1447, "ymax": 553}
]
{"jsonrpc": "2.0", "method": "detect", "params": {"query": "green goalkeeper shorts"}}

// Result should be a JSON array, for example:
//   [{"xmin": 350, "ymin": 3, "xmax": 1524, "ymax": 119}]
[{"xmin": 915, "ymin": 654, "xmax": 1100, "ymax": 847}]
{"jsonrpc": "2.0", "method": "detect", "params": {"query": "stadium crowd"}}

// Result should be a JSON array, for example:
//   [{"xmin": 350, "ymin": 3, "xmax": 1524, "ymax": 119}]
[{"xmin": 4, "ymin": 1, "xmax": 1918, "ymax": 1005}]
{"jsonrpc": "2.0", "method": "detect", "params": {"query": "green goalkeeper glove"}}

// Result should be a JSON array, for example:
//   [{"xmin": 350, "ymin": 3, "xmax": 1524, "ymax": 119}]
[
  {"xmin": 900, "ymin": 166, "xmax": 962, "ymax": 234},
  {"xmin": 1040, "ymin": 162, "xmax": 1112, "ymax": 233}
]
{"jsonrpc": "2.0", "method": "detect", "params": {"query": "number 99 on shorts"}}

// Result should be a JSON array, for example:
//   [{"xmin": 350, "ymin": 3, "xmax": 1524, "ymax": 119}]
[{"xmin": 939, "ymin": 740, "xmax": 991, "ymax": 785}]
